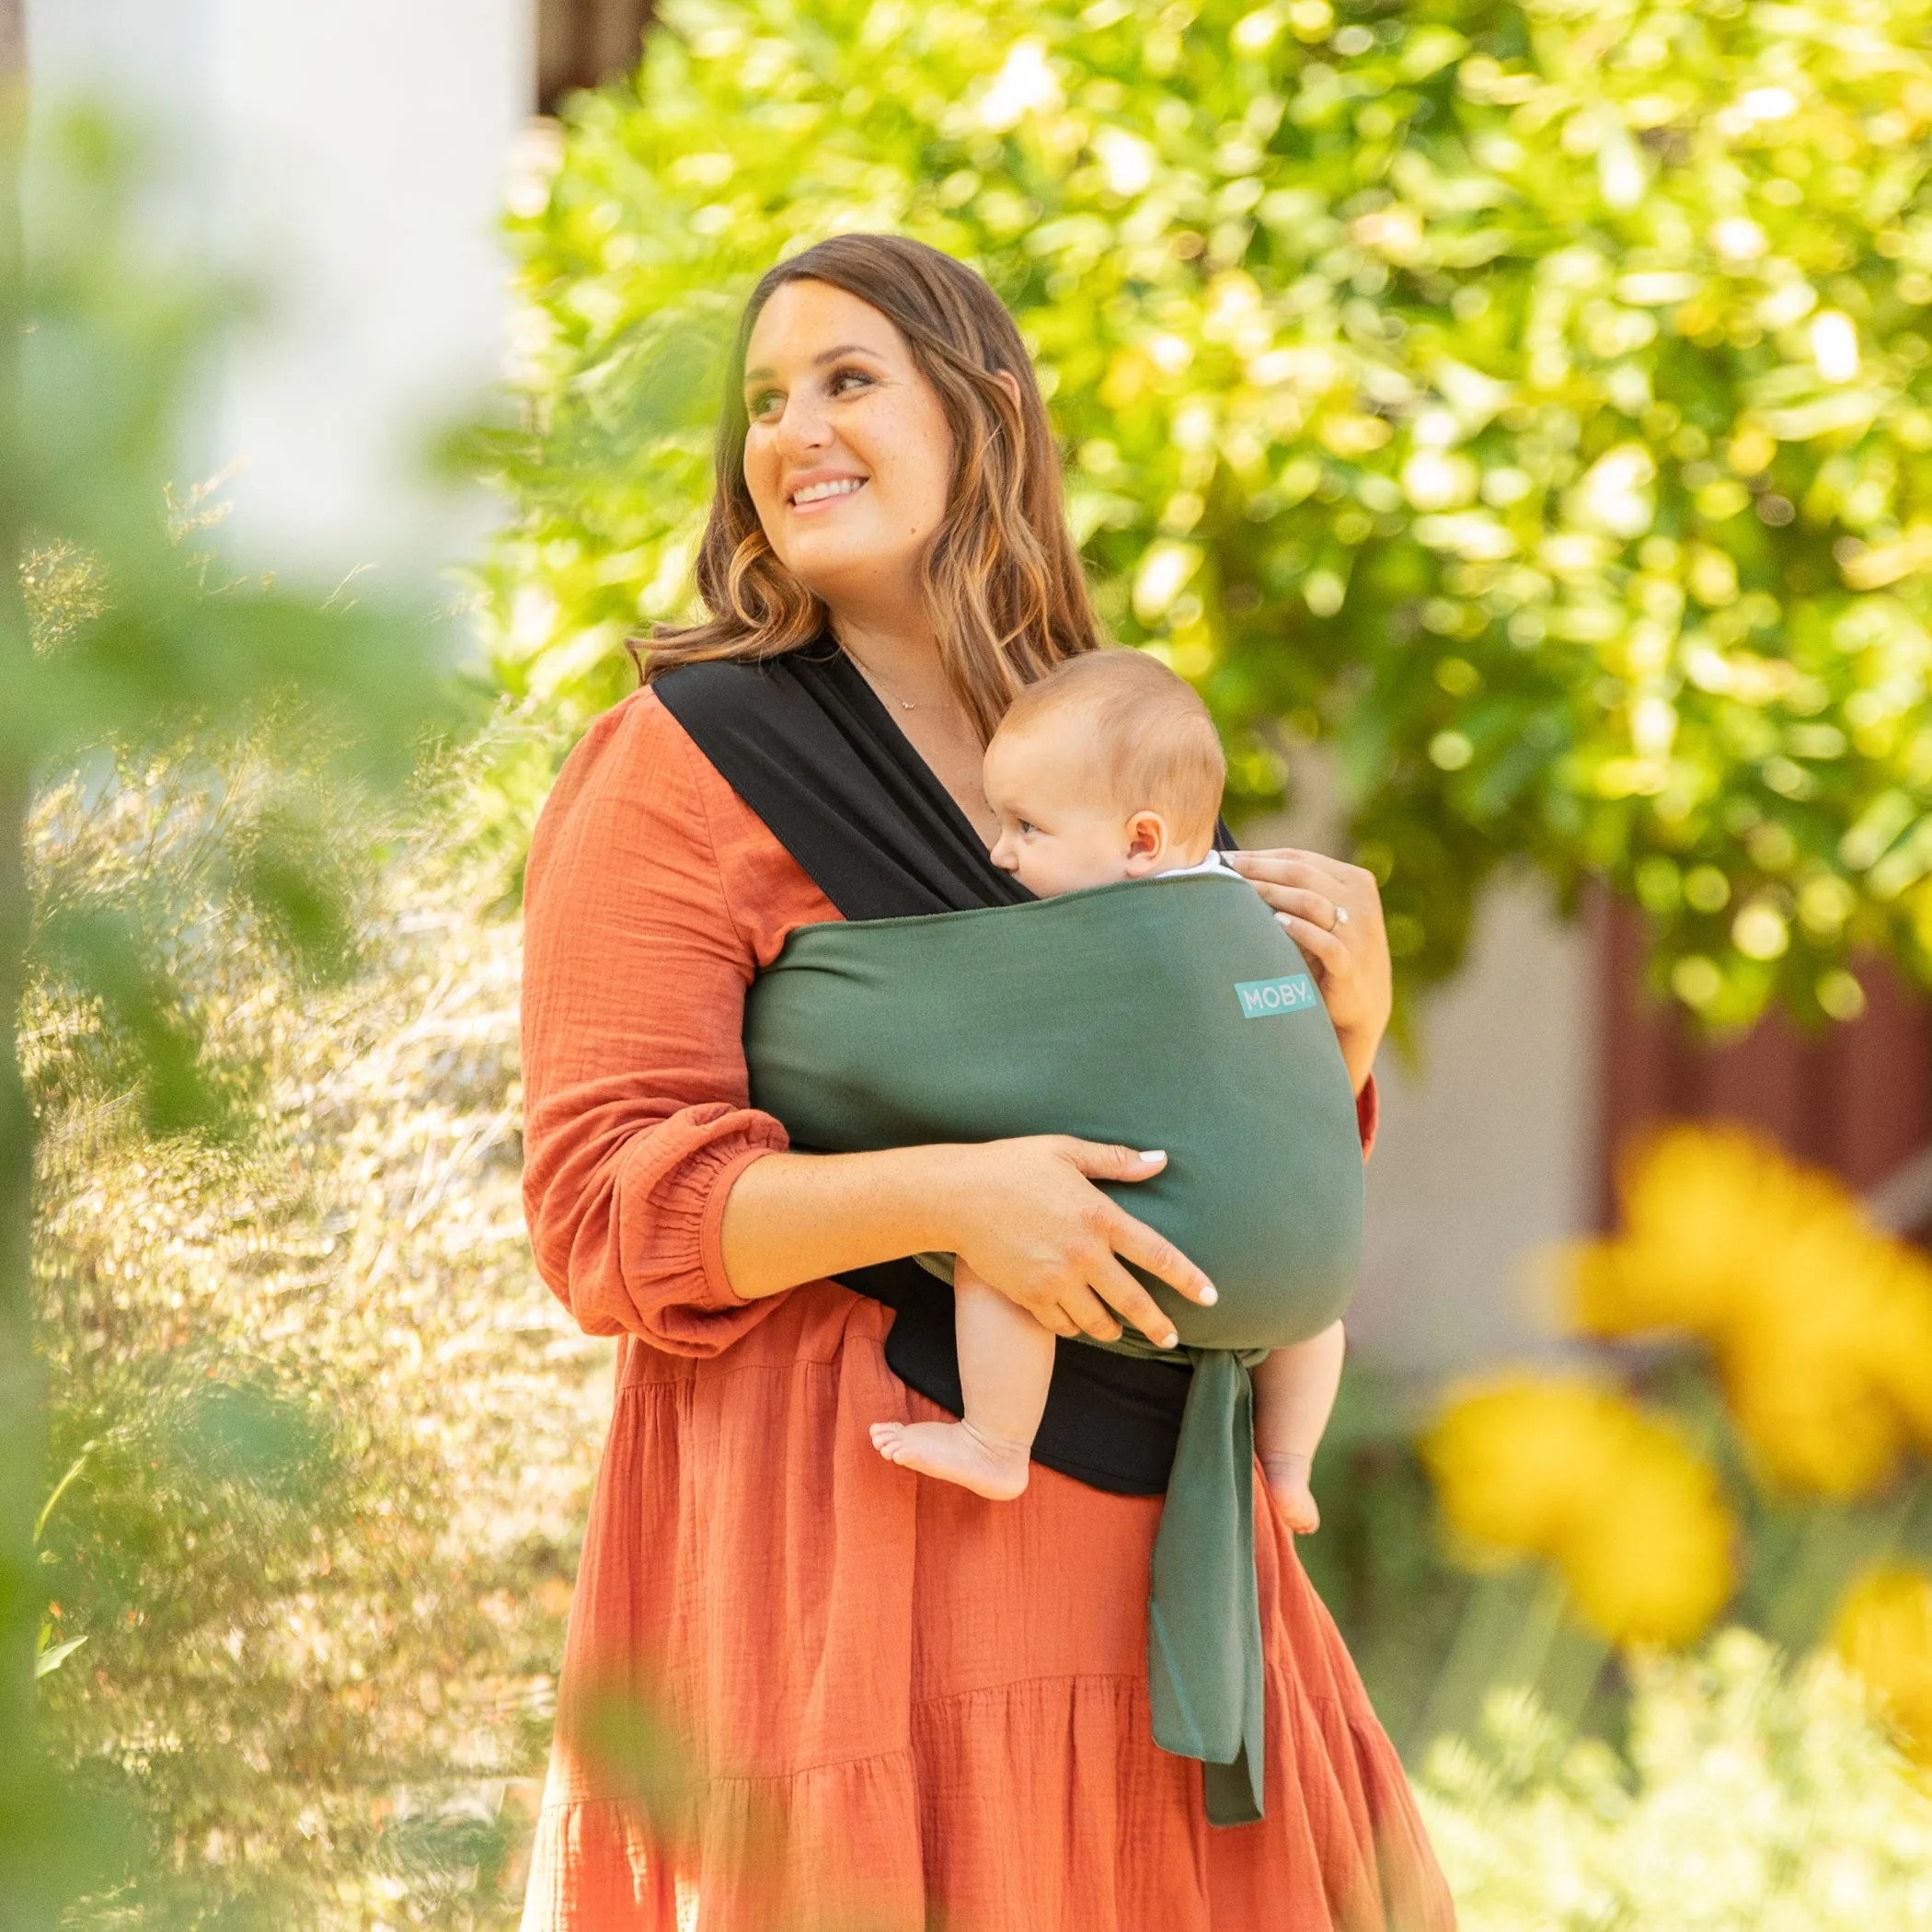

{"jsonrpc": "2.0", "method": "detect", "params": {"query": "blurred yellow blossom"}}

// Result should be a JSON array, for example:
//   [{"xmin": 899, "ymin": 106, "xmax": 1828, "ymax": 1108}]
[
  {"xmin": 1569, "ymin": 1126, "xmax": 1932, "ymax": 1497},
  {"xmin": 1423, "ymin": 1376, "xmax": 1735, "ymax": 1648},
  {"xmin": 1834, "ymin": 1564, "xmax": 1932, "ymax": 1764}
]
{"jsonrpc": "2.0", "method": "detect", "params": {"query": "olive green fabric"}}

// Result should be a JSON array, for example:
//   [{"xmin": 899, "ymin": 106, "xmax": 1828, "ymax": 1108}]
[{"xmin": 742, "ymin": 871, "xmax": 1363, "ymax": 1824}]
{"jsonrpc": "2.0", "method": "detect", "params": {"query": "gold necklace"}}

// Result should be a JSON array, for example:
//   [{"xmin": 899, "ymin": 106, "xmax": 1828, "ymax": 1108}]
[
  {"xmin": 845, "ymin": 648, "xmax": 1000, "ymax": 836},
  {"xmin": 842, "ymin": 647, "xmax": 920, "ymax": 712}
]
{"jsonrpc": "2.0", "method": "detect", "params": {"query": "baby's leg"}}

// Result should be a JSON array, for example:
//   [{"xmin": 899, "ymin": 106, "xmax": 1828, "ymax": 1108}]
[
  {"xmin": 869, "ymin": 1265, "xmax": 1054, "ymax": 1501},
  {"xmin": 1252, "ymin": 1319, "xmax": 1346, "ymax": 1533}
]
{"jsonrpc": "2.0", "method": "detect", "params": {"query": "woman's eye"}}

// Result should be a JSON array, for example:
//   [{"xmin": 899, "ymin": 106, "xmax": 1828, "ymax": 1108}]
[
  {"xmin": 830, "ymin": 368, "xmax": 874, "ymax": 397},
  {"xmin": 748, "ymin": 390, "xmax": 781, "ymax": 419}
]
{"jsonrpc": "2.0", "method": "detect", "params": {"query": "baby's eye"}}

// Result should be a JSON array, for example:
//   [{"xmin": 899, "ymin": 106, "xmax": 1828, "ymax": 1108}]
[{"xmin": 1018, "ymin": 820, "xmax": 1038, "ymax": 836}]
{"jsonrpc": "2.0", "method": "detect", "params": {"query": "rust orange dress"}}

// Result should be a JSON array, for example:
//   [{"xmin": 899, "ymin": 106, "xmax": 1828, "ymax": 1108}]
[{"xmin": 517, "ymin": 687, "xmax": 1455, "ymax": 1932}]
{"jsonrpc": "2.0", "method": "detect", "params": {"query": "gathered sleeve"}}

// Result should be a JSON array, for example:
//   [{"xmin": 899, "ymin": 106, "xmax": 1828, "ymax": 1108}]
[{"xmin": 519, "ymin": 692, "xmax": 796, "ymax": 1355}]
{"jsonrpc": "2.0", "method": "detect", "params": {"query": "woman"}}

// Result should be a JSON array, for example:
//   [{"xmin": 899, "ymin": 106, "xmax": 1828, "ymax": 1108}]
[{"xmin": 518, "ymin": 234, "xmax": 1453, "ymax": 1930}]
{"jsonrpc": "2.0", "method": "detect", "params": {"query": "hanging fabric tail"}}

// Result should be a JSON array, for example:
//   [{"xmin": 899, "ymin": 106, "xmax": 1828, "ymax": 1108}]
[{"xmin": 1146, "ymin": 1348, "xmax": 1270, "ymax": 1824}]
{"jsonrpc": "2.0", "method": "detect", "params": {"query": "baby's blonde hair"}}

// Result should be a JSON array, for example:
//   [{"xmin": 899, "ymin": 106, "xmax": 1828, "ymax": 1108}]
[{"xmin": 995, "ymin": 649, "xmax": 1225, "ymax": 846}]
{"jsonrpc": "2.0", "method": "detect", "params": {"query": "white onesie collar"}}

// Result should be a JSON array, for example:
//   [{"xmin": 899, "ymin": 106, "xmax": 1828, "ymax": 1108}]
[{"xmin": 1156, "ymin": 849, "xmax": 1235, "ymax": 880}]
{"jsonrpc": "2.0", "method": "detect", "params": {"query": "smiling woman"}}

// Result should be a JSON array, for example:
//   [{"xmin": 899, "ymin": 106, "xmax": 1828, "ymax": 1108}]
[
  {"xmin": 515, "ymin": 233, "xmax": 1439, "ymax": 1930},
  {"xmin": 647, "ymin": 235, "xmax": 1100, "ymax": 736}
]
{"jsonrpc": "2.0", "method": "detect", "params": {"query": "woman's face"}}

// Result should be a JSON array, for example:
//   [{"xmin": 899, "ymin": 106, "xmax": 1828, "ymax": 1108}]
[{"xmin": 741, "ymin": 280, "xmax": 954, "ymax": 614}]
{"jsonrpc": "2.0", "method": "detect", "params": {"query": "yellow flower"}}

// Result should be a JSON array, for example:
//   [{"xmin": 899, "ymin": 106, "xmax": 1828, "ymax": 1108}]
[
  {"xmin": 1566, "ymin": 1126, "xmax": 1932, "ymax": 1500},
  {"xmin": 1834, "ymin": 1564, "xmax": 1932, "ymax": 1763},
  {"xmin": 1558, "ymin": 1425, "xmax": 1735, "ymax": 1648},
  {"xmin": 1865, "ymin": 1252, "xmax": 1932, "ymax": 1451},
  {"xmin": 1423, "ymin": 1375, "xmax": 1735, "ymax": 1648},
  {"xmin": 1422, "ymin": 1375, "xmax": 1624, "ymax": 1555},
  {"xmin": 1721, "ymin": 1321, "xmax": 1907, "ymax": 1497},
  {"xmin": 1570, "ymin": 1124, "xmax": 1859, "ymax": 1340}
]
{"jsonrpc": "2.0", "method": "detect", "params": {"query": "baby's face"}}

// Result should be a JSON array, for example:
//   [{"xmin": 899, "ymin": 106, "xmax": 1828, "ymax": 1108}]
[{"xmin": 983, "ymin": 720, "xmax": 1180, "ymax": 896}]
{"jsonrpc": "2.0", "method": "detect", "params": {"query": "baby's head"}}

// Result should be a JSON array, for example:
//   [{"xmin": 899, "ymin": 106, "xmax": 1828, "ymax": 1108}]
[{"xmin": 983, "ymin": 650, "xmax": 1225, "ymax": 896}]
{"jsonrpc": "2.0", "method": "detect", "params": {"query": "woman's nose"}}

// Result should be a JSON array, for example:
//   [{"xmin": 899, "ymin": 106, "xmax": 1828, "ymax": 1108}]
[{"xmin": 773, "ymin": 393, "xmax": 832, "ymax": 459}]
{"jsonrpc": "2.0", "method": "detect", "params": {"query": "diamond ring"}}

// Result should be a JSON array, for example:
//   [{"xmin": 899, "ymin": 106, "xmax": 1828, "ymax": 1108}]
[{"xmin": 1331, "ymin": 905, "xmax": 1350, "ymax": 929}]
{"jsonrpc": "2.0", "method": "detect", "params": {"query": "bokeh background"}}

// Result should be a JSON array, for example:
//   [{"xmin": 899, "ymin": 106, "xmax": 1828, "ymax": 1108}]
[{"xmin": 13, "ymin": 0, "xmax": 1932, "ymax": 1925}]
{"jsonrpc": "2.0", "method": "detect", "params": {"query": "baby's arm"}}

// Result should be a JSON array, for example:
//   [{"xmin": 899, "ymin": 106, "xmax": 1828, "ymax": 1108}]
[{"xmin": 1251, "ymin": 1320, "xmax": 1346, "ymax": 1533}]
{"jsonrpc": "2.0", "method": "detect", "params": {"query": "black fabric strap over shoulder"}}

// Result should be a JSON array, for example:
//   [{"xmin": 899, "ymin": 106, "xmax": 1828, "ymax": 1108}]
[
  {"xmin": 655, "ymin": 643, "xmax": 1197, "ymax": 1497},
  {"xmin": 656, "ymin": 644, "xmax": 1030, "ymax": 921}
]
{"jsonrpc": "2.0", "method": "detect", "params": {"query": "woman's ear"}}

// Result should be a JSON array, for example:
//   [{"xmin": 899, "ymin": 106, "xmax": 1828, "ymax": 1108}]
[
  {"xmin": 993, "ymin": 368, "xmax": 1023, "ymax": 407},
  {"xmin": 1121, "ymin": 810, "xmax": 1171, "ymax": 876}
]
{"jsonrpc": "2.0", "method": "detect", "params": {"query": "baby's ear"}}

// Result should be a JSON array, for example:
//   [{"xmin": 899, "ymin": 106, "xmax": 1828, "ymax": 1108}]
[{"xmin": 1121, "ymin": 810, "xmax": 1170, "ymax": 875}]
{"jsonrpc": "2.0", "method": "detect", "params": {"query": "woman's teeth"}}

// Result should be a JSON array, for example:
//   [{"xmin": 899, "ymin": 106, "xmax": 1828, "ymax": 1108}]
[{"xmin": 792, "ymin": 477, "xmax": 866, "ymax": 505}]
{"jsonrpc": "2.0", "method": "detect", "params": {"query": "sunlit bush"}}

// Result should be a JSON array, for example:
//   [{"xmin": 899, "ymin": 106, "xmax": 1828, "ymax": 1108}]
[
  {"xmin": 482, "ymin": 0, "xmax": 1932, "ymax": 1023},
  {"xmin": 30, "ymin": 736, "xmax": 606, "ymax": 1926},
  {"xmin": 1421, "ymin": 1629, "xmax": 1932, "ymax": 1931}
]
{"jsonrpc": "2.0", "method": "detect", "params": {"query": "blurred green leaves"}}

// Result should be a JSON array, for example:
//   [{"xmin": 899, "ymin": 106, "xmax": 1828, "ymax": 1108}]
[
  {"xmin": 3, "ymin": 105, "xmax": 458, "ymax": 1930},
  {"xmin": 482, "ymin": 0, "xmax": 1932, "ymax": 1026}
]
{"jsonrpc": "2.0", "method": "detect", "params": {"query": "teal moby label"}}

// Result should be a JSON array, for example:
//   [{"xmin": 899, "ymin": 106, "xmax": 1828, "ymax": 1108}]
[{"xmin": 1234, "ymin": 972, "xmax": 1318, "ymax": 1018}]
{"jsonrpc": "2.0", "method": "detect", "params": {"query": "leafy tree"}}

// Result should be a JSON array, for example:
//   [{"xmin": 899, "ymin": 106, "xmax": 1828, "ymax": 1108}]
[
  {"xmin": 478, "ymin": 0, "xmax": 1932, "ymax": 1027},
  {"xmin": 1421, "ymin": 1633, "xmax": 1932, "ymax": 1931}
]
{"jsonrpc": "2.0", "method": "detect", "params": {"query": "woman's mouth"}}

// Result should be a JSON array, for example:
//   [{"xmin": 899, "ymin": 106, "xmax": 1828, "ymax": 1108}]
[{"xmin": 789, "ymin": 477, "xmax": 868, "ymax": 509}]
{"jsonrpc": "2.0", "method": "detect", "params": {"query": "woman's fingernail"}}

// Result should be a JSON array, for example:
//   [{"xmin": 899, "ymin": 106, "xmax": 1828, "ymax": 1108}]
[
  {"xmin": 1139, "ymin": 1149, "xmax": 1166, "ymax": 1163},
  {"xmin": 1199, "ymin": 1284, "xmax": 1218, "ymax": 1305},
  {"xmin": 1161, "ymin": 1332, "xmax": 1179, "ymax": 1350}
]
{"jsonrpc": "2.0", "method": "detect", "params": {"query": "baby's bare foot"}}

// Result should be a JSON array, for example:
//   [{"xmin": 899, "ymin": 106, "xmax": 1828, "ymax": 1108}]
[
  {"xmin": 1272, "ymin": 1482, "xmax": 1320, "ymax": 1535},
  {"xmin": 869, "ymin": 1420, "xmax": 1031, "ymax": 1501},
  {"xmin": 1261, "ymin": 1454, "xmax": 1321, "ymax": 1534}
]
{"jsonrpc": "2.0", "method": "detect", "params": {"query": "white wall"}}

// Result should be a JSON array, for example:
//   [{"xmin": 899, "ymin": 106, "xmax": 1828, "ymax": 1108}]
[
  {"xmin": 26, "ymin": 0, "xmax": 535, "ymax": 591},
  {"xmin": 1247, "ymin": 757, "xmax": 1595, "ymax": 1386},
  {"xmin": 1354, "ymin": 879, "xmax": 1593, "ymax": 1381},
  {"xmin": 27, "ymin": 0, "xmax": 216, "ymax": 117}
]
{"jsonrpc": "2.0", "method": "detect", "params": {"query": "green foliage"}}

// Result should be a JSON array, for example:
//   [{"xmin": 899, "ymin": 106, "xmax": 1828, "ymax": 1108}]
[
  {"xmin": 481, "ymin": 0, "xmax": 1932, "ymax": 1025},
  {"xmin": 1420, "ymin": 1630, "xmax": 1932, "ymax": 1929},
  {"xmin": 2, "ymin": 109, "xmax": 459, "ymax": 1926}
]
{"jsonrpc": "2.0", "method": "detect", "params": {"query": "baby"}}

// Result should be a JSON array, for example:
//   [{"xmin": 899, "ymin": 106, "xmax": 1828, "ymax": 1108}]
[{"xmin": 868, "ymin": 650, "xmax": 1349, "ymax": 1532}]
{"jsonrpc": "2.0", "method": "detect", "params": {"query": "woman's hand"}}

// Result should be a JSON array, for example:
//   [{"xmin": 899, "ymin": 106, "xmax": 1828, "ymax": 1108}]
[
  {"xmin": 1225, "ymin": 849, "xmax": 1391, "ymax": 1093},
  {"xmin": 933, "ymin": 1137, "xmax": 1218, "ymax": 1348},
  {"xmin": 720, "ymin": 1137, "xmax": 1216, "ymax": 1346}
]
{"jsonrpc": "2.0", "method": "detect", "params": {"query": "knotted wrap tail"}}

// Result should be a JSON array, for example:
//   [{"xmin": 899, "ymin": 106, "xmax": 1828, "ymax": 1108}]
[{"xmin": 1145, "ymin": 1346, "xmax": 1271, "ymax": 1824}]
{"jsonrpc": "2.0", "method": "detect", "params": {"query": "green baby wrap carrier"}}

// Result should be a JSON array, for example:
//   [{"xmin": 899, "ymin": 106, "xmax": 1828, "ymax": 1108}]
[{"xmin": 743, "ymin": 869, "xmax": 1364, "ymax": 1824}]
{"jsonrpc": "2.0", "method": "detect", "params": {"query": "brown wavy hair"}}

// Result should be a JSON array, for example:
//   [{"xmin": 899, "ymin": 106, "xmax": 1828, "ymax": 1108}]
[{"xmin": 644, "ymin": 234, "xmax": 1104, "ymax": 742}]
